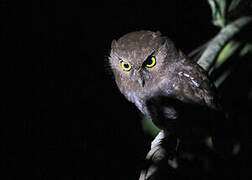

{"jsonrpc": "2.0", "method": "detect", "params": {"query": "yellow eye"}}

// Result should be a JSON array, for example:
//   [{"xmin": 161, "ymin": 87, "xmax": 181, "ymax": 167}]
[
  {"xmin": 145, "ymin": 56, "xmax": 156, "ymax": 68},
  {"xmin": 120, "ymin": 60, "xmax": 132, "ymax": 71}
]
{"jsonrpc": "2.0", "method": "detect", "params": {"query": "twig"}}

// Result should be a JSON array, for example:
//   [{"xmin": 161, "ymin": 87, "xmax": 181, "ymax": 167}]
[
  {"xmin": 197, "ymin": 16, "xmax": 252, "ymax": 71},
  {"xmin": 139, "ymin": 131, "xmax": 179, "ymax": 180},
  {"xmin": 188, "ymin": 40, "xmax": 210, "ymax": 60}
]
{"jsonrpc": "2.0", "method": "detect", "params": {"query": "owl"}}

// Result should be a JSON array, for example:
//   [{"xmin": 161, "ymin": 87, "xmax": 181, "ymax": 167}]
[{"xmin": 109, "ymin": 30, "xmax": 220, "ymax": 139}]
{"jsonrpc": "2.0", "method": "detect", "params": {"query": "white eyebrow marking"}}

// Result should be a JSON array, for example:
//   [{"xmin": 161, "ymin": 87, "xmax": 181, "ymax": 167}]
[
  {"xmin": 183, "ymin": 73, "xmax": 190, "ymax": 78},
  {"xmin": 178, "ymin": 72, "xmax": 200, "ymax": 87},
  {"xmin": 191, "ymin": 80, "xmax": 200, "ymax": 87}
]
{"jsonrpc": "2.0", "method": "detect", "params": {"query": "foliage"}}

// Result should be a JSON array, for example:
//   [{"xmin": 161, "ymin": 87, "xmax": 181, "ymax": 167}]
[
  {"xmin": 142, "ymin": 0, "xmax": 252, "ymax": 137},
  {"xmin": 140, "ymin": 1, "xmax": 252, "ymax": 179}
]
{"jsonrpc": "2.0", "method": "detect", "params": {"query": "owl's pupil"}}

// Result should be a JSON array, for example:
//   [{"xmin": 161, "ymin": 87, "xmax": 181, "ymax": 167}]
[
  {"xmin": 124, "ymin": 63, "xmax": 129, "ymax": 68},
  {"xmin": 146, "ymin": 57, "xmax": 153, "ymax": 65},
  {"xmin": 143, "ymin": 55, "xmax": 156, "ymax": 68}
]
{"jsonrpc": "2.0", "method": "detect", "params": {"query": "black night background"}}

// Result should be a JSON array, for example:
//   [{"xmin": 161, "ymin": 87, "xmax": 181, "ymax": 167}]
[{"xmin": 1, "ymin": 0, "xmax": 251, "ymax": 179}]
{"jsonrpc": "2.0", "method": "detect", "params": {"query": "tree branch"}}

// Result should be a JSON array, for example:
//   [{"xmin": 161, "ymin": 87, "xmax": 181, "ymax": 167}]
[{"xmin": 197, "ymin": 16, "xmax": 252, "ymax": 71}]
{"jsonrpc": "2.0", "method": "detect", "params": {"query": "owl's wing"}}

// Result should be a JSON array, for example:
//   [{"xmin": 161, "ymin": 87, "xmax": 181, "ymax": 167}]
[{"xmin": 162, "ymin": 57, "xmax": 219, "ymax": 111}]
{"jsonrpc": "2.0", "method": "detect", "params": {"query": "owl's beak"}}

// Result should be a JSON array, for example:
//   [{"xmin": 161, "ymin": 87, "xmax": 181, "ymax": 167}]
[
  {"xmin": 132, "ymin": 69, "xmax": 145, "ymax": 87},
  {"xmin": 137, "ymin": 78, "xmax": 144, "ymax": 87}
]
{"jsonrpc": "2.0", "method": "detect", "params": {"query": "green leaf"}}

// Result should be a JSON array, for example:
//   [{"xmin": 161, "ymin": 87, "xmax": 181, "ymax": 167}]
[
  {"xmin": 214, "ymin": 40, "xmax": 242, "ymax": 69},
  {"xmin": 214, "ymin": 67, "xmax": 232, "ymax": 87},
  {"xmin": 228, "ymin": 0, "xmax": 242, "ymax": 12},
  {"xmin": 240, "ymin": 43, "xmax": 252, "ymax": 56},
  {"xmin": 205, "ymin": 136, "xmax": 214, "ymax": 150},
  {"xmin": 208, "ymin": 0, "xmax": 227, "ymax": 27},
  {"xmin": 141, "ymin": 116, "xmax": 160, "ymax": 137}
]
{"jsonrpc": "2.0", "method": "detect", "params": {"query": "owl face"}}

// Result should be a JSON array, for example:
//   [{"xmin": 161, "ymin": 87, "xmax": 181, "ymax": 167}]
[{"xmin": 109, "ymin": 31, "xmax": 178, "ymax": 100}]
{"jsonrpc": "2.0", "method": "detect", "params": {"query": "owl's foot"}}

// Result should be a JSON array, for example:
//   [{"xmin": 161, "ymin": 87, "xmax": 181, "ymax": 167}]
[{"xmin": 139, "ymin": 131, "xmax": 180, "ymax": 180}]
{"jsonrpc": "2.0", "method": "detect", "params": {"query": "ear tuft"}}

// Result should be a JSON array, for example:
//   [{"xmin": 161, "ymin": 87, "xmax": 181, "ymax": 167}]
[
  {"xmin": 155, "ymin": 31, "xmax": 162, "ymax": 36},
  {"xmin": 111, "ymin": 40, "xmax": 118, "ymax": 50}
]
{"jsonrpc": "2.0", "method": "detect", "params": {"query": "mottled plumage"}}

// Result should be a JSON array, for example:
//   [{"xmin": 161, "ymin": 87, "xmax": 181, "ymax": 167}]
[{"xmin": 109, "ymin": 30, "xmax": 219, "ymax": 134}]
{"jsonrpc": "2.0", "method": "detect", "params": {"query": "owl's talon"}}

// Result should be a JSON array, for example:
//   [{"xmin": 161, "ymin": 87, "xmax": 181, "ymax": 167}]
[
  {"xmin": 148, "ymin": 131, "xmax": 180, "ymax": 166},
  {"xmin": 151, "ymin": 130, "xmax": 166, "ymax": 149}
]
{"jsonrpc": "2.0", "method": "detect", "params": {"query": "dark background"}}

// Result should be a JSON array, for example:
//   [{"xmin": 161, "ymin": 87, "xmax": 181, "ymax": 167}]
[{"xmin": 1, "ymin": 0, "xmax": 251, "ymax": 179}]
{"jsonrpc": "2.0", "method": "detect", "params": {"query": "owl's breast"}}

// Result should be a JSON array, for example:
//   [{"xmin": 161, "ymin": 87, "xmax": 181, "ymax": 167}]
[
  {"xmin": 123, "ymin": 76, "xmax": 176, "ymax": 120},
  {"xmin": 124, "ymin": 90, "xmax": 148, "ymax": 115}
]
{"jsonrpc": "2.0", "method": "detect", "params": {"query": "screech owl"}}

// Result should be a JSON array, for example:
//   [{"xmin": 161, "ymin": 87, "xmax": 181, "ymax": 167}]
[{"xmin": 109, "ymin": 30, "xmax": 220, "ymax": 138}]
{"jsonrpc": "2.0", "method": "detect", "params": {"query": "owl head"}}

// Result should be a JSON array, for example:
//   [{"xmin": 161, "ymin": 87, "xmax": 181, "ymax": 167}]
[{"xmin": 109, "ymin": 30, "xmax": 180, "ymax": 100}]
